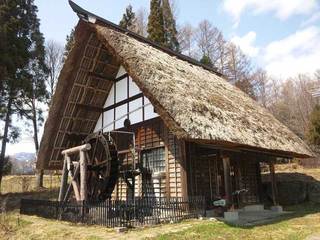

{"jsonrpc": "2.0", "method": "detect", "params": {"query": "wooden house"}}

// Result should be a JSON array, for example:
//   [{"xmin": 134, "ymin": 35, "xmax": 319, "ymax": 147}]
[{"xmin": 37, "ymin": 1, "xmax": 313, "ymax": 210}]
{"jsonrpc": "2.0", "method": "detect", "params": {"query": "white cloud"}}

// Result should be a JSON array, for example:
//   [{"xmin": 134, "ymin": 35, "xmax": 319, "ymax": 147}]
[
  {"xmin": 223, "ymin": 0, "xmax": 318, "ymax": 25},
  {"xmin": 231, "ymin": 31, "xmax": 259, "ymax": 57},
  {"xmin": 301, "ymin": 12, "xmax": 320, "ymax": 27},
  {"xmin": 262, "ymin": 26, "xmax": 320, "ymax": 78},
  {"xmin": 6, "ymin": 137, "xmax": 36, "ymax": 155}
]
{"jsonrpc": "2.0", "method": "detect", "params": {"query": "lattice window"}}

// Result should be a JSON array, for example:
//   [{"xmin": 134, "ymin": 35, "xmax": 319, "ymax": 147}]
[{"xmin": 142, "ymin": 147, "xmax": 165, "ymax": 173}]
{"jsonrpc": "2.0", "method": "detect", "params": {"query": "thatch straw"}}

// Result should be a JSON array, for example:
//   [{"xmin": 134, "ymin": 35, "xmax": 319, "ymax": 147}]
[{"xmin": 93, "ymin": 24, "xmax": 312, "ymax": 158}]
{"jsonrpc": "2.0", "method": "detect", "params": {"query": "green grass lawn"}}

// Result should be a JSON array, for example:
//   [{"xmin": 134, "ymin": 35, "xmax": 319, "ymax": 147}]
[
  {"xmin": 1, "ymin": 203, "xmax": 320, "ymax": 240},
  {"xmin": 154, "ymin": 204, "xmax": 320, "ymax": 240}
]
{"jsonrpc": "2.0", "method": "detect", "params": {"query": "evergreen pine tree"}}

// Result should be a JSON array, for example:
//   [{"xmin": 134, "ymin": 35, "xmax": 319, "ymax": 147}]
[
  {"xmin": 119, "ymin": 5, "xmax": 137, "ymax": 32},
  {"xmin": 147, "ymin": 0, "xmax": 165, "ymax": 45},
  {"xmin": 0, "ymin": 0, "xmax": 32, "ymax": 188},
  {"xmin": 0, "ymin": 0, "xmax": 47, "ymax": 189},
  {"xmin": 162, "ymin": 0, "xmax": 180, "ymax": 52},
  {"xmin": 200, "ymin": 54, "xmax": 213, "ymax": 68},
  {"xmin": 19, "ymin": 18, "xmax": 48, "ymax": 187},
  {"xmin": 308, "ymin": 105, "xmax": 320, "ymax": 146},
  {"xmin": 64, "ymin": 27, "xmax": 75, "ymax": 61}
]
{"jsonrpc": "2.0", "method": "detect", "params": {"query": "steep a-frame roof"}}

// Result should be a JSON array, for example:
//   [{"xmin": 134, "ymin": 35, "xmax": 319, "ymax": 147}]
[{"xmin": 37, "ymin": 1, "xmax": 312, "ymax": 169}]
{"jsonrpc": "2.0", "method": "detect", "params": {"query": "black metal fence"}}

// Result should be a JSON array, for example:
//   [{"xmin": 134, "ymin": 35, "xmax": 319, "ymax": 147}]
[{"xmin": 20, "ymin": 196, "xmax": 205, "ymax": 227}]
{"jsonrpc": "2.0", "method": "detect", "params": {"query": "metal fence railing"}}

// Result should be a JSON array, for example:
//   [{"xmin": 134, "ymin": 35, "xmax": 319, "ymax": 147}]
[{"xmin": 20, "ymin": 196, "xmax": 205, "ymax": 227}]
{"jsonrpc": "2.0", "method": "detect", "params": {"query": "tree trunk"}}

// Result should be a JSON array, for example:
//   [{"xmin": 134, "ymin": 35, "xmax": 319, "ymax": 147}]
[
  {"xmin": 31, "ymin": 98, "xmax": 43, "ymax": 189},
  {"xmin": 35, "ymin": 169, "xmax": 44, "ymax": 189},
  {"xmin": 0, "ymin": 98, "xmax": 13, "ymax": 192}
]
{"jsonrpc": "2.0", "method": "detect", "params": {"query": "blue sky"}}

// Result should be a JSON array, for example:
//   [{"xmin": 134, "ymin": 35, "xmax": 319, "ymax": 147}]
[
  {"xmin": 6, "ymin": 0, "xmax": 320, "ymax": 154},
  {"xmin": 34, "ymin": 0, "xmax": 320, "ymax": 78}
]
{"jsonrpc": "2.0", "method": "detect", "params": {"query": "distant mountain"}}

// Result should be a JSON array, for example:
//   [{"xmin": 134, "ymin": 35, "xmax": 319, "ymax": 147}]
[
  {"xmin": 9, "ymin": 152, "xmax": 36, "ymax": 174},
  {"xmin": 14, "ymin": 152, "xmax": 36, "ymax": 162}
]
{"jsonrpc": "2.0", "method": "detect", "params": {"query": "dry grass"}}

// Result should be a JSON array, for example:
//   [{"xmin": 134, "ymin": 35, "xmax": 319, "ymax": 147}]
[
  {"xmin": 0, "ymin": 175, "xmax": 60, "ymax": 213},
  {"xmin": 1, "ymin": 175, "xmax": 61, "ymax": 194}
]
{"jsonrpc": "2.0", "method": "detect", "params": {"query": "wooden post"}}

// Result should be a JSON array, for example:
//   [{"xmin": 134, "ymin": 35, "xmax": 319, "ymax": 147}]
[
  {"xmin": 179, "ymin": 140, "xmax": 188, "ymax": 200},
  {"xmin": 58, "ymin": 156, "xmax": 68, "ymax": 202},
  {"xmin": 63, "ymin": 164, "xmax": 81, "ymax": 202},
  {"xmin": 79, "ymin": 150, "xmax": 88, "ymax": 201},
  {"xmin": 256, "ymin": 160, "xmax": 263, "ymax": 203},
  {"xmin": 269, "ymin": 159, "xmax": 278, "ymax": 205},
  {"xmin": 164, "ymin": 127, "xmax": 170, "ymax": 198},
  {"xmin": 222, "ymin": 154, "xmax": 232, "ymax": 206},
  {"xmin": 68, "ymin": 160, "xmax": 81, "ymax": 201}
]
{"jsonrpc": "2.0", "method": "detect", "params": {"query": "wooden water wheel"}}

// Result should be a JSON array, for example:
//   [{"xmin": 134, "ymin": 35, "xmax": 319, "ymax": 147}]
[{"xmin": 83, "ymin": 132, "xmax": 119, "ymax": 202}]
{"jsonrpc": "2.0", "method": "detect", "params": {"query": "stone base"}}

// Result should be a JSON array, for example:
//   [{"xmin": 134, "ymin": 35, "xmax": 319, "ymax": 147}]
[
  {"xmin": 224, "ymin": 211, "xmax": 239, "ymax": 221},
  {"xmin": 115, "ymin": 227, "xmax": 127, "ymax": 233},
  {"xmin": 271, "ymin": 205, "xmax": 283, "ymax": 213},
  {"xmin": 243, "ymin": 204, "xmax": 264, "ymax": 212}
]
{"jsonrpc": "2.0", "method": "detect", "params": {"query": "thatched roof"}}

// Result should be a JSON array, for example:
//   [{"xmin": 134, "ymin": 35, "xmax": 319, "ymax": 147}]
[{"xmin": 37, "ymin": 2, "xmax": 312, "ymax": 169}]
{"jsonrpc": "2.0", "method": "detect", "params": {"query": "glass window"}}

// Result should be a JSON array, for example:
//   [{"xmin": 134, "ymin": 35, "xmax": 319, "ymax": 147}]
[{"xmin": 142, "ymin": 147, "xmax": 165, "ymax": 173}]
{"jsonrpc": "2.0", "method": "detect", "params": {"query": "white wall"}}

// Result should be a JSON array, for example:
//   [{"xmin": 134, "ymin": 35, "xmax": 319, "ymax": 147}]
[{"xmin": 94, "ymin": 66, "xmax": 159, "ymax": 132}]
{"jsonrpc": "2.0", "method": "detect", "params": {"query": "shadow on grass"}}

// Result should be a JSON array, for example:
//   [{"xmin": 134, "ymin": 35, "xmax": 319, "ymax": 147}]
[
  {"xmin": 0, "ymin": 188, "xmax": 59, "ymax": 212},
  {"xmin": 222, "ymin": 170, "xmax": 320, "ymax": 229}
]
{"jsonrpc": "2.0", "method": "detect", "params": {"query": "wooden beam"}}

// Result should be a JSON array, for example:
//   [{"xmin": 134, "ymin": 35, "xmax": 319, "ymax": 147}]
[
  {"xmin": 256, "ymin": 160, "xmax": 263, "ymax": 203},
  {"xmin": 88, "ymin": 71, "xmax": 115, "ymax": 81},
  {"xmin": 103, "ymin": 92, "xmax": 143, "ymax": 112},
  {"xmin": 214, "ymin": 154, "xmax": 220, "ymax": 198},
  {"xmin": 79, "ymin": 150, "xmax": 88, "ymax": 201},
  {"xmin": 179, "ymin": 140, "xmax": 188, "ymax": 199},
  {"xmin": 76, "ymin": 103, "xmax": 103, "ymax": 112},
  {"xmin": 66, "ymin": 132, "xmax": 88, "ymax": 142},
  {"xmin": 115, "ymin": 73, "xmax": 129, "ymax": 82},
  {"xmin": 269, "ymin": 159, "xmax": 278, "ymax": 205},
  {"xmin": 62, "ymin": 143, "xmax": 91, "ymax": 155},
  {"xmin": 222, "ymin": 154, "xmax": 232, "ymax": 206},
  {"xmin": 58, "ymin": 156, "xmax": 68, "ymax": 202},
  {"xmin": 64, "ymin": 160, "xmax": 81, "ymax": 202}
]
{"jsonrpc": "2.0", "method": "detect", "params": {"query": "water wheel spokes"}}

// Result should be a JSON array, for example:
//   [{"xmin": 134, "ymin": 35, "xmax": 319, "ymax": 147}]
[{"xmin": 84, "ymin": 132, "xmax": 119, "ymax": 202}]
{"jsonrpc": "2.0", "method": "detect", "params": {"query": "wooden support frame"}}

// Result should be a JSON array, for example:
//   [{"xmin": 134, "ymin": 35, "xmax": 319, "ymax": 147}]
[
  {"xmin": 58, "ymin": 157, "xmax": 68, "ymax": 202},
  {"xmin": 79, "ymin": 151, "xmax": 88, "ymax": 201},
  {"xmin": 58, "ymin": 144, "xmax": 91, "ymax": 202}
]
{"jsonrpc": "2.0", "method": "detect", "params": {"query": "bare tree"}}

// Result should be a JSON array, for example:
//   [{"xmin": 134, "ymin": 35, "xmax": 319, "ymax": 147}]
[
  {"xmin": 225, "ymin": 43, "xmax": 255, "ymax": 98},
  {"xmin": 195, "ymin": 20, "xmax": 221, "ymax": 64},
  {"xmin": 169, "ymin": 0, "xmax": 179, "ymax": 20},
  {"xmin": 45, "ymin": 40, "xmax": 64, "ymax": 102},
  {"xmin": 136, "ymin": 7, "xmax": 148, "ymax": 37},
  {"xmin": 215, "ymin": 32, "xmax": 229, "ymax": 75},
  {"xmin": 252, "ymin": 68, "xmax": 270, "ymax": 107},
  {"xmin": 295, "ymin": 74, "xmax": 317, "ymax": 133},
  {"xmin": 266, "ymin": 73, "xmax": 319, "ymax": 139},
  {"xmin": 178, "ymin": 23, "xmax": 195, "ymax": 57}
]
